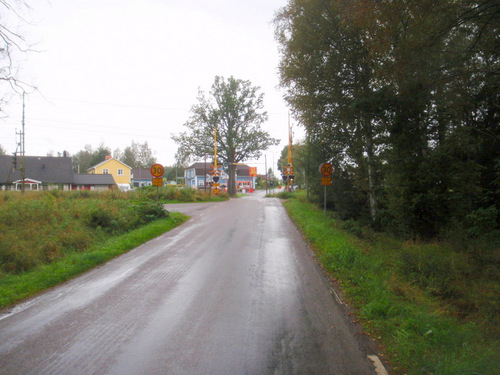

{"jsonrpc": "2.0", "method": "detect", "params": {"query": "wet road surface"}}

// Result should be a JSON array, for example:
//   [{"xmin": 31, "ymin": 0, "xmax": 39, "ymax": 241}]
[{"xmin": 0, "ymin": 192, "xmax": 377, "ymax": 374}]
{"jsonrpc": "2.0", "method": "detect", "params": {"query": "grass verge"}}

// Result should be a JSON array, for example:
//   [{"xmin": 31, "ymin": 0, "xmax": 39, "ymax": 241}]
[
  {"xmin": 0, "ymin": 212, "xmax": 189, "ymax": 309},
  {"xmin": 283, "ymin": 192, "xmax": 499, "ymax": 375}
]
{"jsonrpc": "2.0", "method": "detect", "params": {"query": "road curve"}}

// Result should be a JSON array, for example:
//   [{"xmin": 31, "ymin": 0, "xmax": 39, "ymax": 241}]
[{"xmin": 0, "ymin": 192, "xmax": 377, "ymax": 374}]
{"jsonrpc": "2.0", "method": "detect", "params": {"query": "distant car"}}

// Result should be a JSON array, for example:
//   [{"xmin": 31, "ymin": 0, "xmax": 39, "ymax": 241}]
[{"xmin": 117, "ymin": 184, "xmax": 133, "ymax": 192}]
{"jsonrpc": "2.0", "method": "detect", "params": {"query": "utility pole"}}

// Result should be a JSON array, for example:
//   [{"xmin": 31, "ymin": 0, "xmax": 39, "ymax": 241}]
[
  {"xmin": 265, "ymin": 154, "xmax": 268, "ymax": 195},
  {"xmin": 16, "ymin": 92, "xmax": 26, "ymax": 193},
  {"xmin": 204, "ymin": 152, "xmax": 207, "ymax": 192}
]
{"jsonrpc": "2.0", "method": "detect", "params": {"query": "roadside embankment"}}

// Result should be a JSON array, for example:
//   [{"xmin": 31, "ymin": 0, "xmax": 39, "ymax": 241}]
[
  {"xmin": 282, "ymin": 192, "xmax": 499, "ymax": 375},
  {"xmin": 0, "ymin": 190, "xmax": 190, "ymax": 308}
]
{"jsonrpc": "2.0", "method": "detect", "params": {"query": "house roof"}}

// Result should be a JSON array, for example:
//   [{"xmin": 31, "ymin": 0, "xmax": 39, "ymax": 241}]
[
  {"xmin": 73, "ymin": 174, "xmax": 116, "ymax": 185},
  {"xmin": 186, "ymin": 162, "xmax": 250, "ymax": 177},
  {"xmin": 236, "ymin": 164, "xmax": 250, "ymax": 177},
  {"xmin": 132, "ymin": 168, "xmax": 153, "ymax": 179},
  {"xmin": 187, "ymin": 162, "xmax": 211, "ymax": 176},
  {"xmin": 87, "ymin": 157, "xmax": 132, "ymax": 171},
  {"xmin": 0, "ymin": 155, "xmax": 74, "ymax": 184}
]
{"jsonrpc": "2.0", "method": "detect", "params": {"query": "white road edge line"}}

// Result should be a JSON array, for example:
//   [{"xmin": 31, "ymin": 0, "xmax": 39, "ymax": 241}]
[{"xmin": 368, "ymin": 355, "xmax": 389, "ymax": 375}]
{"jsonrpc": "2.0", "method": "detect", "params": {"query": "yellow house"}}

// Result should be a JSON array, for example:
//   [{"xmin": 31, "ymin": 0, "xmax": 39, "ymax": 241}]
[{"xmin": 87, "ymin": 156, "xmax": 132, "ymax": 185}]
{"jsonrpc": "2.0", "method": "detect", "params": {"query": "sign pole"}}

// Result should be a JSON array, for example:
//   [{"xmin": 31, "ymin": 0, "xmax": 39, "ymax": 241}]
[
  {"xmin": 150, "ymin": 163, "xmax": 165, "ymax": 201},
  {"xmin": 324, "ymin": 185, "xmax": 327, "ymax": 217},
  {"xmin": 319, "ymin": 162, "xmax": 333, "ymax": 218}
]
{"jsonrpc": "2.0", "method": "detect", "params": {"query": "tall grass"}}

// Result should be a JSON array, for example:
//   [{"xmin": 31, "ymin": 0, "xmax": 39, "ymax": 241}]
[
  {"xmin": 0, "ymin": 190, "xmax": 172, "ymax": 275},
  {"xmin": 283, "ymin": 191, "xmax": 499, "ymax": 375},
  {"xmin": 129, "ymin": 186, "xmax": 229, "ymax": 202},
  {"xmin": 0, "ymin": 213, "xmax": 188, "ymax": 308}
]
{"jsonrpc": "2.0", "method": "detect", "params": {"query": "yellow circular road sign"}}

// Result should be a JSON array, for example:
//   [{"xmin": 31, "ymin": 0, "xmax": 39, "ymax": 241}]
[
  {"xmin": 319, "ymin": 162, "xmax": 333, "ymax": 177},
  {"xmin": 150, "ymin": 164, "xmax": 164, "ymax": 177}
]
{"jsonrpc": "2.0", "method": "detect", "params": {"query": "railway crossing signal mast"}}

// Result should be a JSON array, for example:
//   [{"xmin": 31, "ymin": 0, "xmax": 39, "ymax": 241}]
[
  {"xmin": 282, "ymin": 113, "xmax": 294, "ymax": 191},
  {"xmin": 210, "ymin": 126, "xmax": 221, "ymax": 195}
]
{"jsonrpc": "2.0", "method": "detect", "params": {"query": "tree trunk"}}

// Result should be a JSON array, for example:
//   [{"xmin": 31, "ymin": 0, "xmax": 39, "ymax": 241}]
[
  {"xmin": 366, "ymin": 133, "xmax": 378, "ymax": 225},
  {"xmin": 228, "ymin": 163, "xmax": 237, "ymax": 196}
]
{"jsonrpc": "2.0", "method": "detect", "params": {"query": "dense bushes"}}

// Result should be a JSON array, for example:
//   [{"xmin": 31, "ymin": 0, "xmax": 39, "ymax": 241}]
[
  {"xmin": 275, "ymin": 0, "xmax": 499, "ymax": 241},
  {"xmin": 130, "ymin": 185, "xmax": 229, "ymax": 202},
  {"xmin": 0, "ymin": 191, "xmax": 170, "ymax": 274}
]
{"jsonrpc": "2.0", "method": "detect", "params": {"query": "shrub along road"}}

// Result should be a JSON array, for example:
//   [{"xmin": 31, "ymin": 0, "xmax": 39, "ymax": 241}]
[{"xmin": 0, "ymin": 191, "xmax": 380, "ymax": 374}]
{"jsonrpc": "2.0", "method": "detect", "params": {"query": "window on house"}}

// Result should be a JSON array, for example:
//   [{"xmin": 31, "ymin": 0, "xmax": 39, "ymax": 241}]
[
  {"xmin": 103, "ymin": 169, "xmax": 109, "ymax": 174},
  {"xmin": 118, "ymin": 169, "xmax": 124, "ymax": 176}
]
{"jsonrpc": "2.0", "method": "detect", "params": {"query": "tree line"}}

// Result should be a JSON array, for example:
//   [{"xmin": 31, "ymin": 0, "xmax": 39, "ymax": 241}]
[
  {"xmin": 69, "ymin": 141, "xmax": 183, "ymax": 181},
  {"xmin": 274, "ymin": 0, "xmax": 499, "ymax": 240},
  {"xmin": 69, "ymin": 141, "xmax": 155, "ymax": 173},
  {"xmin": 1, "ymin": 140, "xmax": 185, "ymax": 182}
]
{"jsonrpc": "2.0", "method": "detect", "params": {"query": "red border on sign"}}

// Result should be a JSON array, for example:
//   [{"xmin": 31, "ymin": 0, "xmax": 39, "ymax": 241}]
[
  {"xmin": 150, "ymin": 164, "xmax": 164, "ymax": 177},
  {"xmin": 320, "ymin": 162, "xmax": 333, "ymax": 177}
]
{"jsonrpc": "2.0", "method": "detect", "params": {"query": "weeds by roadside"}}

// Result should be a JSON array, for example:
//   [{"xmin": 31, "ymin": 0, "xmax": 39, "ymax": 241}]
[
  {"xmin": 0, "ymin": 189, "xmax": 195, "ymax": 308},
  {"xmin": 283, "ymin": 191, "xmax": 499, "ymax": 375},
  {"xmin": 265, "ymin": 190, "xmax": 294, "ymax": 199},
  {"xmin": 0, "ymin": 213, "xmax": 188, "ymax": 309},
  {"xmin": 0, "ymin": 188, "xmax": 225, "ymax": 275},
  {"xmin": 0, "ymin": 191, "xmax": 168, "ymax": 274},
  {"xmin": 130, "ymin": 186, "xmax": 229, "ymax": 202}
]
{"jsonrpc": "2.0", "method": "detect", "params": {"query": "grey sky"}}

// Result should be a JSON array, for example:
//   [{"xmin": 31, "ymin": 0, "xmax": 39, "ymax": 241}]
[{"xmin": 1, "ymin": 0, "xmax": 296, "ymax": 174}]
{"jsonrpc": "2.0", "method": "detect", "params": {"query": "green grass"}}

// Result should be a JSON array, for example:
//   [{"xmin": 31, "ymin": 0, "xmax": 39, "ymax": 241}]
[
  {"xmin": 283, "ymin": 192, "xmax": 499, "ymax": 375},
  {"xmin": 0, "ymin": 212, "xmax": 189, "ymax": 309}
]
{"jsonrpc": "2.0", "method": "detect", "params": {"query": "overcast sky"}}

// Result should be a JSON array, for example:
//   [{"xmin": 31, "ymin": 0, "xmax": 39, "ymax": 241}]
[{"xmin": 0, "ymin": 0, "xmax": 298, "ymax": 174}]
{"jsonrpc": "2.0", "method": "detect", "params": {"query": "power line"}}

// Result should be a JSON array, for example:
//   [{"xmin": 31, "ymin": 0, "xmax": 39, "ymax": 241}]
[
  {"xmin": 28, "ymin": 124, "xmax": 171, "ymax": 139},
  {"xmin": 2, "ymin": 117, "xmax": 173, "ymax": 139},
  {"xmin": 49, "ymin": 97, "xmax": 186, "ymax": 112}
]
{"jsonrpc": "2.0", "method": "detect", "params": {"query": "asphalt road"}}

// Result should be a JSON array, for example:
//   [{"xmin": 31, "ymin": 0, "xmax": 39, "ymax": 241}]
[{"xmin": 0, "ymin": 192, "xmax": 378, "ymax": 375}]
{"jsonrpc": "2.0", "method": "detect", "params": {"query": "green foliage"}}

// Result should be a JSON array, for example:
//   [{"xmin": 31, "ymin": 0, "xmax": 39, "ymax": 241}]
[
  {"xmin": 130, "ymin": 200, "xmax": 169, "ymax": 224},
  {"xmin": 72, "ymin": 143, "xmax": 111, "ymax": 173},
  {"xmin": 283, "ymin": 192, "xmax": 499, "ymax": 374},
  {"xmin": 172, "ymin": 76, "xmax": 280, "ymax": 195},
  {"xmin": 113, "ymin": 140, "xmax": 156, "ymax": 168},
  {"xmin": 132, "ymin": 186, "xmax": 228, "ymax": 202},
  {"xmin": 0, "ymin": 191, "xmax": 172, "ymax": 274},
  {"xmin": 276, "ymin": 191, "xmax": 294, "ymax": 199},
  {"xmin": 0, "ymin": 212, "xmax": 189, "ymax": 309},
  {"xmin": 398, "ymin": 243, "xmax": 471, "ymax": 295},
  {"xmin": 277, "ymin": 142, "xmax": 308, "ymax": 186},
  {"xmin": 465, "ymin": 206, "xmax": 499, "ymax": 238},
  {"xmin": 274, "ymin": 0, "xmax": 499, "ymax": 239},
  {"xmin": 340, "ymin": 219, "xmax": 375, "ymax": 240}
]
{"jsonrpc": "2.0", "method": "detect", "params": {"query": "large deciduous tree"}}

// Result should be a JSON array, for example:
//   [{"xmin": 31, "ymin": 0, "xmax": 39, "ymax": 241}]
[
  {"xmin": 172, "ymin": 76, "xmax": 279, "ymax": 196},
  {"xmin": 275, "ymin": 0, "xmax": 386, "ymax": 224},
  {"xmin": 274, "ymin": 0, "xmax": 499, "ymax": 238}
]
